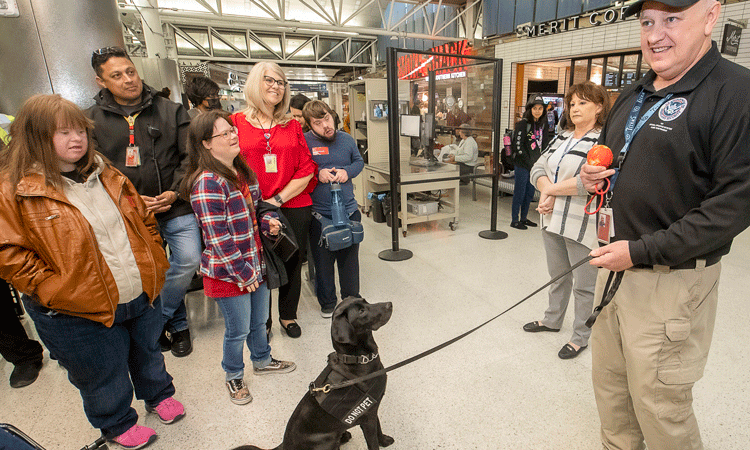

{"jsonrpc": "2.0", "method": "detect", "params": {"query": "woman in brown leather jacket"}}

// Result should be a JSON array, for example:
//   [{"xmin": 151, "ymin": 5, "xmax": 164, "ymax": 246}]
[{"xmin": 0, "ymin": 94, "xmax": 184, "ymax": 449}]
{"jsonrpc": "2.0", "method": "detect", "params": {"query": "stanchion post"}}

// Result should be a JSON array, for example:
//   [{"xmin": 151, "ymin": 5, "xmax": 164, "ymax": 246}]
[
  {"xmin": 379, "ymin": 47, "xmax": 413, "ymax": 261},
  {"xmin": 479, "ymin": 58, "xmax": 508, "ymax": 240}
]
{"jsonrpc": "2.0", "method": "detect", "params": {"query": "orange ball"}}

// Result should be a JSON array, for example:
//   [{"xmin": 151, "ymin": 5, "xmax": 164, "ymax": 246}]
[{"xmin": 587, "ymin": 145, "xmax": 613, "ymax": 168}]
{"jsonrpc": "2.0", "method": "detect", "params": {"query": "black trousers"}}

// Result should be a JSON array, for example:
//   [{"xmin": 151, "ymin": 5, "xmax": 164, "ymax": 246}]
[
  {"xmin": 309, "ymin": 210, "xmax": 361, "ymax": 310},
  {"xmin": 0, "ymin": 279, "xmax": 43, "ymax": 366},
  {"xmin": 268, "ymin": 205, "xmax": 312, "ymax": 326}
]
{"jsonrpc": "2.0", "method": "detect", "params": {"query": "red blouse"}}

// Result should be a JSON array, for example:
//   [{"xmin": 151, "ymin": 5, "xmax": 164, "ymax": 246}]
[{"xmin": 232, "ymin": 112, "xmax": 317, "ymax": 209}]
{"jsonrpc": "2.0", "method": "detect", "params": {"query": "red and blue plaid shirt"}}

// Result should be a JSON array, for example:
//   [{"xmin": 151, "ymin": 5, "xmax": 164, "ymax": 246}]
[{"xmin": 191, "ymin": 171, "xmax": 274, "ymax": 290}]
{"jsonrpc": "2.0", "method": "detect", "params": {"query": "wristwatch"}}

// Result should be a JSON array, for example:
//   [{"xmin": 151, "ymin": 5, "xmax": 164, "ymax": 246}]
[{"xmin": 274, "ymin": 194, "xmax": 283, "ymax": 204}]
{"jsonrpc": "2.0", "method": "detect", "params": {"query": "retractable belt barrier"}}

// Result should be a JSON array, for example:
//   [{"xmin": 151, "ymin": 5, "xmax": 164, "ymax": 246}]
[{"xmin": 311, "ymin": 255, "xmax": 597, "ymax": 395}]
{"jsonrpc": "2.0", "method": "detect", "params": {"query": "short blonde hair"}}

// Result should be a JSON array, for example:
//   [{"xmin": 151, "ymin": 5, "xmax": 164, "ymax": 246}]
[{"xmin": 241, "ymin": 62, "xmax": 291, "ymax": 126}]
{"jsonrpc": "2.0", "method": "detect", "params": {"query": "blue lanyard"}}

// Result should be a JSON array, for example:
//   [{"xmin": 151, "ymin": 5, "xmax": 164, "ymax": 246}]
[
  {"xmin": 553, "ymin": 133, "xmax": 586, "ymax": 183},
  {"xmin": 609, "ymin": 89, "xmax": 672, "ymax": 191}
]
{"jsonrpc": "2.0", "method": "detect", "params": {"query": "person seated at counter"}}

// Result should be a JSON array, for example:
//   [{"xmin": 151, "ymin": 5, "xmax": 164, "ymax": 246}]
[{"xmin": 444, "ymin": 123, "xmax": 478, "ymax": 185}]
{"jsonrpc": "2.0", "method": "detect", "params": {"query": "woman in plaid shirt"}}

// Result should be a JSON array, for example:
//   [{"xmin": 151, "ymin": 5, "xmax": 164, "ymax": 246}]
[{"xmin": 182, "ymin": 111, "xmax": 296, "ymax": 405}]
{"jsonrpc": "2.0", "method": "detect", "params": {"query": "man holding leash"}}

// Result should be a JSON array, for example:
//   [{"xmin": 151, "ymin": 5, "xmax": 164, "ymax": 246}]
[{"xmin": 580, "ymin": 1, "xmax": 750, "ymax": 449}]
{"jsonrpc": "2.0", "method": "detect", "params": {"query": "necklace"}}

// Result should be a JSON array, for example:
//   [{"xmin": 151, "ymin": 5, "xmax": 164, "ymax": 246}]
[{"xmin": 255, "ymin": 115, "xmax": 275, "ymax": 153}]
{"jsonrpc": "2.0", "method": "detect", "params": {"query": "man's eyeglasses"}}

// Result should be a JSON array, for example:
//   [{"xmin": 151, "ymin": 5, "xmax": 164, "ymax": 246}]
[
  {"xmin": 211, "ymin": 126, "xmax": 238, "ymax": 140},
  {"xmin": 263, "ymin": 76, "xmax": 288, "ymax": 89},
  {"xmin": 92, "ymin": 46, "xmax": 122, "ymax": 57}
]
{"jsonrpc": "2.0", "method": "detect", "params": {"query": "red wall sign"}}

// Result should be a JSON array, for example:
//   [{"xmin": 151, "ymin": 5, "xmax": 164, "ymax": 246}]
[{"xmin": 397, "ymin": 40, "xmax": 475, "ymax": 80}]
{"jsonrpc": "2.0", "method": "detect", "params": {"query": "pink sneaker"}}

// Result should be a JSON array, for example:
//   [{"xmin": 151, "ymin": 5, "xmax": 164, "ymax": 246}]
[
  {"xmin": 146, "ymin": 397, "xmax": 185, "ymax": 424},
  {"xmin": 111, "ymin": 424, "xmax": 156, "ymax": 449}
]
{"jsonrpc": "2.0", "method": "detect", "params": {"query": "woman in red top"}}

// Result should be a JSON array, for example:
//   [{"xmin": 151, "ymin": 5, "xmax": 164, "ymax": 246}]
[{"xmin": 232, "ymin": 62, "xmax": 317, "ymax": 339}]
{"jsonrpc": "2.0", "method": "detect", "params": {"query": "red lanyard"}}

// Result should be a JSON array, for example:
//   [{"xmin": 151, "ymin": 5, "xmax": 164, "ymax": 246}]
[{"xmin": 124, "ymin": 113, "xmax": 140, "ymax": 146}]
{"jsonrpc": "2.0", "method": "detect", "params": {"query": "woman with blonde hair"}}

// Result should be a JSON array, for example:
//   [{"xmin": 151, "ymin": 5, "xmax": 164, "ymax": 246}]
[
  {"xmin": 525, "ymin": 82, "xmax": 611, "ymax": 360},
  {"xmin": 0, "ymin": 94, "xmax": 183, "ymax": 448},
  {"xmin": 232, "ymin": 62, "xmax": 317, "ymax": 339}
]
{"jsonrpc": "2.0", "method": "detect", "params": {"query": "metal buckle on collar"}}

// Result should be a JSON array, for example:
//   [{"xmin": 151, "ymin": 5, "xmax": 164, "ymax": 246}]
[
  {"xmin": 338, "ymin": 352, "xmax": 379, "ymax": 365},
  {"xmin": 357, "ymin": 353, "xmax": 378, "ymax": 364}
]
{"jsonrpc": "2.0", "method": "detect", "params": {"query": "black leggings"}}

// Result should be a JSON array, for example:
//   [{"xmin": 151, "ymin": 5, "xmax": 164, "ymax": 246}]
[{"xmin": 268, "ymin": 205, "xmax": 312, "ymax": 326}]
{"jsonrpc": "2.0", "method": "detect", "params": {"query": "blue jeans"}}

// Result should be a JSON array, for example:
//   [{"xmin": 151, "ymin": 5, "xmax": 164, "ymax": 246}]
[
  {"xmin": 159, "ymin": 213, "xmax": 202, "ymax": 333},
  {"xmin": 23, "ymin": 294, "xmax": 175, "ymax": 439},
  {"xmin": 511, "ymin": 166, "xmax": 535, "ymax": 223},
  {"xmin": 309, "ymin": 210, "xmax": 361, "ymax": 310},
  {"xmin": 214, "ymin": 283, "xmax": 272, "ymax": 380}
]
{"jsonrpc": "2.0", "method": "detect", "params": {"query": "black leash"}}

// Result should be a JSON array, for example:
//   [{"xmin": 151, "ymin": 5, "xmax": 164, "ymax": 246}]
[
  {"xmin": 311, "ymin": 255, "xmax": 595, "ymax": 395},
  {"xmin": 585, "ymin": 270, "xmax": 624, "ymax": 328}
]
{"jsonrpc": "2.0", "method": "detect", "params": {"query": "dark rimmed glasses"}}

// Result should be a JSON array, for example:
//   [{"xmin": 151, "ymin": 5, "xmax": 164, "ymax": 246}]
[{"xmin": 263, "ymin": 75, "xmax": 288, "ymax": 89}]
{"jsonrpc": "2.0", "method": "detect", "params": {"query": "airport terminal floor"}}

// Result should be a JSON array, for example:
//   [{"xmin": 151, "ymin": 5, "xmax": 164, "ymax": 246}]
[{"xmin": 2, "ymin": 185, "xmax": 749, "ymax": 450}]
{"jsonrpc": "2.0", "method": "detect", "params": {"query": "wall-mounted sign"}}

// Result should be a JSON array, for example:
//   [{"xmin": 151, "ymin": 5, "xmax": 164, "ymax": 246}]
[
  {"xmin": 397, "ymin": 40, "xmax": 475, "ymax": 81},
  {"xmin": 516, "ymin": 6, "xmax": 631, "ymax": 39},
  {"xmin": 721, "ymin": 23, "xmax": 742, "ymax": 57}
]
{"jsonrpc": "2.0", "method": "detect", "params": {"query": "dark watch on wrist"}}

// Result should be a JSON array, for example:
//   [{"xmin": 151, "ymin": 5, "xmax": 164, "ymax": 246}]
[{"xmin": 274, "ymin": 194, "xmax": 283, "ymax": 204}]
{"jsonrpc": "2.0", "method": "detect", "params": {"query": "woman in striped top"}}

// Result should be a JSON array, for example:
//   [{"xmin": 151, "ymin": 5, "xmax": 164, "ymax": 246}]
[{"xmin": 525, "ymin": 82, "xmax": 611, "ymax": 360}]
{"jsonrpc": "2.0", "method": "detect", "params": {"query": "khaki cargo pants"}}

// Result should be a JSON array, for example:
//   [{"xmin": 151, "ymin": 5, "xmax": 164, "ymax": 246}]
[{"xmin": 591, "ymin": 262, "xmax": 720, "ymax": 450}]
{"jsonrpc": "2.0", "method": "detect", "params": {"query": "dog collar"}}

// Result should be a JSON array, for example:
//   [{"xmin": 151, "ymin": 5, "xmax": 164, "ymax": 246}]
[{"xmin": 336, "ymin": 352, "xmax": 379, "ymax": 365}]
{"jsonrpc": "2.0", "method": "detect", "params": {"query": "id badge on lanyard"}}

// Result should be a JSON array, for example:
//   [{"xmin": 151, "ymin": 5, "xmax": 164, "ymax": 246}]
[
  {"xmin": 264, "ymin": 153, "xmax": 278, "ymax": 173},
  {"xmin": 599, "ymin": 89, "xmax": 672, "ymax": 243},
  {"xmin": 124, "ymin": 113, "xmax": 141, "ymax": 167}
]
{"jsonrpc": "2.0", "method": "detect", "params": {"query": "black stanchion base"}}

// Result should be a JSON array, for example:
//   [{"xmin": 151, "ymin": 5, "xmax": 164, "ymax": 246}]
[
  {"xmin": 479, "ymin": 230, "xmax": 508, "ymax": 240},
  {"xmin": 378, "ymin": 249, "xmax": 413, "ymax": 261}
]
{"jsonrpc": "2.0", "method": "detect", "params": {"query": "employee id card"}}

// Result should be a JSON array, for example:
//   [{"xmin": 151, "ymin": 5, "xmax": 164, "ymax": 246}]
[
  {"xmin": 597, "ymin": 207, "xmax": 615, "ymax": 244},
  {"xmin": 264, "ymin": 153, "xmax": 278, "ymax": 173},
  {"xmin": 125, "ymin": 145, "xmax": 141, "ymax": 167}
]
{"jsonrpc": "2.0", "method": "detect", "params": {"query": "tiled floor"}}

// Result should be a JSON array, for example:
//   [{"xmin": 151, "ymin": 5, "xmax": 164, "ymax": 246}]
[{"xmin": 2, "ymin": 184, "xmax": 749, "ymax": 449}]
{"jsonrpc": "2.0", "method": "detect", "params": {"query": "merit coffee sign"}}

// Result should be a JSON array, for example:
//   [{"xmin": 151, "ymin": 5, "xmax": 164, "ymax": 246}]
[{"xmin": 721, "ymin": 24, "xmax": 742, "ymax": 57}]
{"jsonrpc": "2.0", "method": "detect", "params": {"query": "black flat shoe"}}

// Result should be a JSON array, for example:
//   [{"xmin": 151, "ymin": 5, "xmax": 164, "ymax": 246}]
[
  {"xmin": 170, "ymin": 329, "xmax": 193, "ymax": 357},
  {"xmin": 522, "ymin": 219, "xmax": 537, "ymax": 227},
  {"xmin": 558, "ymin": 343, "xmax": 587, "ymax": 359},
  {"xmin": 523, "ymin": 321, "xmax": 560, "ymax": 333},
  {"xmin": 510, "ymin": 221, "xmax": 527, "ymax": 230},
  {"xmin": 281, "ymin": 321, "xmax": 302, "ymax": 338},
  {"xmin": 10, "ymin": 361, "xmax": 43, "ymax": 388}
]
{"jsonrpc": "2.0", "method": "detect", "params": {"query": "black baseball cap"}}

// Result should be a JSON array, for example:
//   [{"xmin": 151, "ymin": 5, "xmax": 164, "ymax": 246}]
[
  {"xmin": 624, "ymin": 0, "xmax": 701, "ymax": 18},
  {"xmin": 526, "ymin": 94, "xmax": 546, "ymax": 108}
]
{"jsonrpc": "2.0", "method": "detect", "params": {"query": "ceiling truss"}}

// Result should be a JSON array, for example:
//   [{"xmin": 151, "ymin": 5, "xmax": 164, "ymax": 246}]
[{"xmin": 168, "ymin": 23, "xmax": 377, "ymax": 68}]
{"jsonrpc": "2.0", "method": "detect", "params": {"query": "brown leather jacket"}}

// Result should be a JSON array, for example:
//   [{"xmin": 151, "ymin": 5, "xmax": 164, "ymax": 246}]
[{"xmin": 0, "ymin": 163, "xmax": 169, "ymax": 327}]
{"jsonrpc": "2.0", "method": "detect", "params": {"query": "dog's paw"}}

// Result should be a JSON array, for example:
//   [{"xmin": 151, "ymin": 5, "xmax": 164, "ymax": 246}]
[
  {"xmin": 340, "ymin": 431, "xmax": 352, "ymax": 444},
  {"xmin": 378, "ymin": 434, "xmax": 394, "ymax": 447}
]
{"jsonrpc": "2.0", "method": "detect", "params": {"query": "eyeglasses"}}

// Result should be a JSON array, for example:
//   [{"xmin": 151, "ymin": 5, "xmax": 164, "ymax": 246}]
[
  {"xmin": 263, "ymin": 76, "xmax": 288, "ymax": 89},
  {"xmin": 211, "ymin": 126, "xmax": 238, "ymax": 140},
  {"xmin": 92, "ymin": 46, "xmax": 121, "ymax": 57}
]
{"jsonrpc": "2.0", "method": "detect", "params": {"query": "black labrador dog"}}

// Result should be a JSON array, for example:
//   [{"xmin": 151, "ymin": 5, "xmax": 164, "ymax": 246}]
[{"xmin": 234, "ymin": 297, "xmax": 394, "ymax": 450}]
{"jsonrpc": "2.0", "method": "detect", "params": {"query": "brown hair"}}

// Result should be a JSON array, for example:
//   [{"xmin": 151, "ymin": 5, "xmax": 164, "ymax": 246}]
[
  {"xmin": 181, "ymin": 110, "xmax": 257, "ymax": 199},
  {"xmin": 563, "ymin": 82, "xmax": 611, "ymax": 131},
  {"xmin": 301, "ymin": 100, "xmax": 335, "ymax": 126},
  {"xmin": 1, "ymin": 94, "xmax": 98, "ymax": 191}
]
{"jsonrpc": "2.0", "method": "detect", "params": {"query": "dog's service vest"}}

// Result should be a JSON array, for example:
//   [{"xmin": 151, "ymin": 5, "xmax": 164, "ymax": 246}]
[{"xmin": 311, "ymin": 352, "xmax": 387, "ymax": 425}]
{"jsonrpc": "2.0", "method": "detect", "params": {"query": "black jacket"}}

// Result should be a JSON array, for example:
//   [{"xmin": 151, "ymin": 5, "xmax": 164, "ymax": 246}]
[
  {"xmin": 511, "ymin": 118, "xmax": 551, "ymax": 170},
  {"xmin": 86, "ymin": 84, "xmax": 192, "ymax": 222},
  {"xmin": 600, "ymin": 42, "xmax": 750, "ymax": 267},
  {"xmin": 256, "ymin": 201, "xmax": 294, "ymax": 290}
]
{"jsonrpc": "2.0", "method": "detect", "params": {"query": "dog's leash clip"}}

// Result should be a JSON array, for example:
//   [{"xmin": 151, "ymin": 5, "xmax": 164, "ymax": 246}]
[{"xmin": 309, "ymin": 382, "xmax": 332, "ymax": 396}]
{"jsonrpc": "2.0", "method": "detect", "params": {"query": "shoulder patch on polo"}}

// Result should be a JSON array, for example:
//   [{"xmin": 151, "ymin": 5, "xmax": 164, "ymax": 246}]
[{"xmin": 659, "ymin": 98, "xmax": 688, "ymax": 122}]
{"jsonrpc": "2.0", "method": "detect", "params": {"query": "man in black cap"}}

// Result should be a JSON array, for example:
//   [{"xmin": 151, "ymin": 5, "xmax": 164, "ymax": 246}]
[{"xmin": 581, "ymin": 1, "xmax": 750, "ymax": 449}]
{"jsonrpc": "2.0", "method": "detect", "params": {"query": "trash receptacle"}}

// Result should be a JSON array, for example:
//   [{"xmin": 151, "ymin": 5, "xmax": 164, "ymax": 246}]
[
  {"xmin": 382, "ymin": 192, "xmax": 401, "ymax": 228},
  {"xmin": 368, "ymin": 192, "xmax": 387, "ymax": 223}
]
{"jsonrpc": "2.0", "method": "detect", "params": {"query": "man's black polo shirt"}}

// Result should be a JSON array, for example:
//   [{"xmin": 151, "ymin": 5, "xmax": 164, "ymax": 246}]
[{"xmin": 600, "ymin": 41, "xmax": 750, "ymax": 267}]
